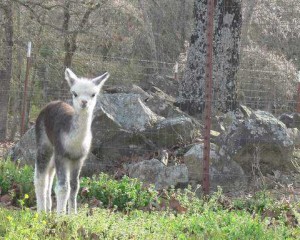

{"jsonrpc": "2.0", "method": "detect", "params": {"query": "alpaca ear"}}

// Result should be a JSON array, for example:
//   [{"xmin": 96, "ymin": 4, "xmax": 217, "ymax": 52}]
[
  {"xmin": 92, "ymin": 72, "xmax": 110, "ymax": 89},
  {"xmin": 65, "ymin": 68, "xmax": 78, "ymax": 87}
]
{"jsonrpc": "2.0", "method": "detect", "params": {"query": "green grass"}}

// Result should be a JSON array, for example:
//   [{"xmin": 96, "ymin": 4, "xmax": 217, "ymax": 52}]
[
  {"xmin": 0, "ymin": 159, "xmax": 299, "ymax": 239},
  {"xmin": 1, "ymin": 204, "xmax": 299, "ymax": 239}
]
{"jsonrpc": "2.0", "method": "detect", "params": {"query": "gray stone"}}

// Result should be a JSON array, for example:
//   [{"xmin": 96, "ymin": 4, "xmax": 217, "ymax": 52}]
[
  {"xmin": 7, "ymin": 92, "xmax": 201, "ymax": 178},
  {"xmin": 184, "ymin": 143, "xmax": 247, "ymax": 192},
  {"xmin": 279, "ymin": 113, "xmax": 294, "ymax": 128},
  {"xmin": 6, "ymin": 127, "xmax": 110, "ymax": 177},
  {"xmin": 145, "ymin": 86, "xmax": 184, "ymax": 118},
  {"xmin": 279, "ymin": 113, "xmax": 300, "ymax": 130},
  {"xmin": 6, "ymin": 126, "xmax": 36, "ymax": 165},
  {"xmin": 127, "ymin": 159, "xmax": 188, "ymax": 190},
  {"xmin": 217, "ymin": 110, "xmax": 295, "ymax": 175},
  {"xmin": 287, "ymin": 128, "xmax": 300, "ymax": 147},
  {"xmin": 98, "ymin": 93, "xmax": 164, "ymax": 131},
  {"xmin": 147, "ymin": 116, "xmax": 199, "ymax": 148}
]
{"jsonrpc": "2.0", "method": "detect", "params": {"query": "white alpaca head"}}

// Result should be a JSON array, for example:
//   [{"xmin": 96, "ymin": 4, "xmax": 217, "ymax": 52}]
[{"xmin": 65, "ymin": 68, "xmax": 109, "ymax": 113}]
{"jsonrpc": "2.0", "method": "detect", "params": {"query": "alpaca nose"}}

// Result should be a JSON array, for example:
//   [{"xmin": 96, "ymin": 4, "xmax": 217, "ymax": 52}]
[{"xmin": 81, "ymin": 100, "xmax": 87, "ymax": 108}]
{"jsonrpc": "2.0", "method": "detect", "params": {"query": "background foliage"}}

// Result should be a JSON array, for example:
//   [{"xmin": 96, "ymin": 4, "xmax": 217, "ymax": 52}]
[{"xmin": 0, "ymin": 0, "xmax": 300, "ymax": 136}]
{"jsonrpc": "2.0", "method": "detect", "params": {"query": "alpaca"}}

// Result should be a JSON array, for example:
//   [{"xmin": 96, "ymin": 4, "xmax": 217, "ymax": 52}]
[{"xmin": 34, "ymin": 68, "xmax": 109, "ymax": 214}]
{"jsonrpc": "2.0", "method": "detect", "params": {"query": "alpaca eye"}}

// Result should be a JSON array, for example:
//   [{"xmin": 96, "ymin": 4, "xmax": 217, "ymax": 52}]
[
  {"xmin": 91, "ymin": 93, "xmax": 96, "ymax": 98},
  {"xmin": 72, "ymin": 91, "xmax": 78, "ymax": 97}
]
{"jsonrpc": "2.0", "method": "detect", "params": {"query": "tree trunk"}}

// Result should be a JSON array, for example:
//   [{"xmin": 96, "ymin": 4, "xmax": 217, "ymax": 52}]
[
  {"xmin": 0, "ymin": 1, "xmax": 13, "ymax": 140},
  {"xmin": 178, "ymin": 0, "xmax": 242, "ymax": 116}
]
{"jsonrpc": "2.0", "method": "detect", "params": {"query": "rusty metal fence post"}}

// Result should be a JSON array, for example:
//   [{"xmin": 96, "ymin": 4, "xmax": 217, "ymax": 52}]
[
  {"xmin": 203, "ymin": 0, "xmax": 215, "ymax": 195},
  {"xmin": 297, "ymin": 71, "xmax": 300, "ymax": 113}
]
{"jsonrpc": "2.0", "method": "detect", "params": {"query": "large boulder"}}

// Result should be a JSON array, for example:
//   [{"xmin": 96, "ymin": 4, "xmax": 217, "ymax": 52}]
[
  {"xmin": 6, "ymin": 126, "xmax": 36, "ymax": 165},
  {"xmin": 184, "ymin": 143, "xmax": 247, "ymax": 192},
  {"xmin": 145, "ymin": 86, "xmax": 184, "ymax": 118},
  {"xmin": 126, "ymin": 159, "xmax": 188, "ymax": 190},
  {"xmin": 279, "ymin": 113, "xmax": 300, "ymax": 129},
  {"xmin": 99, "ymin": 93, "xmax": 164, "ymax": 131},
  {"xmin": 92, "ymin": 93, "xmax": 200, "ymax": 160},
  {"xmin": 145, "ymin": 116, "xmax": 199, "ymax": 148},
  {"xmin": 217, "ymin": 110, "xmax": 295, "ymax": 175},
  {"xmin": 7, "ymin": 91, "xmax": 201, "ymax": 177},
  {"xmin": 5, "ymin": 127, "xmax": 109, "ymax": 176}
]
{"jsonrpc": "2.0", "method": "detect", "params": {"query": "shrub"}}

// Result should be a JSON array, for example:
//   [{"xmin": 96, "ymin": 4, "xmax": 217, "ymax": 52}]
[
  {"xmin": 0, "ymin": 160, "xmax": 35, "ymax": 207},
  {"xmin": 80, "ymin": 174, "xmax": 158, "ymax": 211}
]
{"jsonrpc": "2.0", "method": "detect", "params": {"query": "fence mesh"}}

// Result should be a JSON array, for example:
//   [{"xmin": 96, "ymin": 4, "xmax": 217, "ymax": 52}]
[{"xmin": 1, "ymin": 0, "xmax": 300, "ymax": 196}]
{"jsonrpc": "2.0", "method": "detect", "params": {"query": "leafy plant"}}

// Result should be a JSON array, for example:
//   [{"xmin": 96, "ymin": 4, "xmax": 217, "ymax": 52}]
[
  {"xmin": 80, "ymin": 173, "xmax": 158, "ymax": 211},
  {"xmin": 0, "ymin": 160, "xmax": 35, "ymax": 207}
]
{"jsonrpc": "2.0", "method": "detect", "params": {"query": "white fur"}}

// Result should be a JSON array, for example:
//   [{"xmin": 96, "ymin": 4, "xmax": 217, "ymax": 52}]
[{"xmin": 35, "ymin": 68, "xmax": 109, "ymax": 214}]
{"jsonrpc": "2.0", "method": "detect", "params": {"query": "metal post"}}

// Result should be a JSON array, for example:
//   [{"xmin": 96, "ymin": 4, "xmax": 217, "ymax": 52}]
[
  {"xmin": 297, "ymin": 71, "xmax": 300, "ymax": 113},
  {"xmin": 174, "ymin": 62, "xmax": 179, "ymax": 81},
  {"xmin": 203, "ymin": 0, "xmax": 215, "ymax": 195},
  {"xmin": 21, "ymin": 42, "xmax": 32, "ymax": 136}
]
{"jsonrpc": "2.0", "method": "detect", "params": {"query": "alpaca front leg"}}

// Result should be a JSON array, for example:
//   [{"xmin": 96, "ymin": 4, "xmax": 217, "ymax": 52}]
[
  {"xmin": 68, "ymin": 162, "xmax": 83, "ymax": 214},
  {"xmin": 55, "ymin": 160, "xmax": 70, "ymax": 214}
]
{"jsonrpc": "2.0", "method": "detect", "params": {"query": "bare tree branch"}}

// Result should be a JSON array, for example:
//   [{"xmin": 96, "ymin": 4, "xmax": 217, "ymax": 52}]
[{"xmin": 13, "ymin": 0, "xmax": 97, "ymax": 34}]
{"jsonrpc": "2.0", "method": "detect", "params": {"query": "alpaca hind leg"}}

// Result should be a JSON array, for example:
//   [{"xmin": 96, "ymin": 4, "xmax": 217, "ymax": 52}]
[
  {"xmin": 35, "ymin": 147, "xmax": 52, "ymax": 212},
  {"xmin": 68, "ymin": 161, "xmax": 83, "ymax": 214},
  {"xmin": 34, "ymin": 168, "xmax": 49, "ymax": 212},
  {"xmin": 55, "ymin": 157, "xmax": 70, "ymax": 214},
  {"xmin": 46, "ymin": 165, "xmax": 56, "ymax": 212}
]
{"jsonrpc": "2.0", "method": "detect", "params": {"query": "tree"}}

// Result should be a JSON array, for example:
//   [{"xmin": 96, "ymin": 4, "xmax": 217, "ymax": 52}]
[
  {"xmin": 14, "ymin": 0, "xmax": 102, "ymax": 97},
  {"xmin": 178, "ymin": 0, "xmax": 242, "ymax": 116},
  {"xmin": 0, "ymin": 1, "xmax": 13, "ymax": 140}
]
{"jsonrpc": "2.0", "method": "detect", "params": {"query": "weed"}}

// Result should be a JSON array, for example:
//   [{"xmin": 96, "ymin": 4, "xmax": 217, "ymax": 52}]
[
  {"xmin": 0, "ymin": 160, "xmax": 35, "ymax": 207},
  {"xmin": 80, "ymin": 174, "xmax": 158, "ymax": 211}
]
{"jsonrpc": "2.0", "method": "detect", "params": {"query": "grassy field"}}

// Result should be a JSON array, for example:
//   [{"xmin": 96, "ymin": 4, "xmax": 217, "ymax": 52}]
[{"xmin": 0, "ymin": 159, "xmax": 299, "ymax": 239}]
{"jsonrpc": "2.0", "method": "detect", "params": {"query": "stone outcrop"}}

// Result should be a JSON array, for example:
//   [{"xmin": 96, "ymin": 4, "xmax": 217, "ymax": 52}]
[
  {"xmin": 126, "ymin": 159, "xmax": 188, "ymax": 190},
  {"xmin": 217, "ymin": 110, "xmax": 294, "ymax": 175},
  {"xmin": 184, "ymin": 143, "xmax": 247, "ymax": 192}
]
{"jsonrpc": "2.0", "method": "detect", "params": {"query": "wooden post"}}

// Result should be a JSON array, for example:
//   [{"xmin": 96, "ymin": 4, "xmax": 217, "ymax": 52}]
[
  {"xmin": 203, "ymin": 0, "xmax": 215, "ymax": 195},
  {"xmin": 20, "ymin": 42, "xmax": 32, "ymax": 136}
]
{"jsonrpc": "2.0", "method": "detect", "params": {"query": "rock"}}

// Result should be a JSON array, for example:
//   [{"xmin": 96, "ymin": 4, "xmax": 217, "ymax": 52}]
[
  {"xmin": 279, "ymin": 113, "xmax": 300, "ymax": 129},
  {"xmin": 6, "ymin": 127, "xmax": 36, "ymax": 166},
  {"xmin": 92, "ymin": 93, "xmax": 200, "ymax": 159},
  {"xmin": 99, "ymin": 93, "xmax": 164, "ymax": 131},
  {"xmin": 126, "ymin": 159, "xmax": 188, "ymax": 190},
  {"xmin": 140, "ymin": 74, "xmax": 179, "ymax": 98},
  {"xmin": 217, "ymin": 110, "xmax": 294, "ymax": 175},
  {"xmin": 287, "ymin": 128, "xmax": 300, "ymax": 147},
  {"xmin": 240, "ymin": 105, "xmax": 253, "ymax": 118},
  {"xmin": 146, "ymin": 116, "xmax": 199, "ymax": 148},
  {"xmin": 279, "ymin": 113, "xmax": 294, "ymax": 128},
  {"xmin": 6, "ymin": 127, "xmax": 110, "ymax": 177},
  {"xmin": 293, "ymin": 113, "xmax": 300, "ymax": 129},
  {"xmin": 145, "ymin": 86, "xmax": 184, "ymax": 118},
  {"xmin": 7, "ymin": 92, "xmax": 201, "ymax": 178},
  {"xmin": 184, "ymin": 143, "xmax": 247, "ymax": 192},
  {"xmin": 104, "ymin": 84, "xmax": 151, "ymax": 101}
]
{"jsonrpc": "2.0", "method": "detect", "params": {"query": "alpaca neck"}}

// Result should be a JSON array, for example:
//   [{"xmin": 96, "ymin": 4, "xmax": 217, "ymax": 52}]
[{"xmin": 72, "ymin": 109, "xmax": 93, "ymax": 137}]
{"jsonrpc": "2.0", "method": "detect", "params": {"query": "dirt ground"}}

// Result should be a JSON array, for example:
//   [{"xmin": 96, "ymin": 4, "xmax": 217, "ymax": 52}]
[{"xmin": 0, "ymin": 141, "xmax": 14, "ymax": 158}]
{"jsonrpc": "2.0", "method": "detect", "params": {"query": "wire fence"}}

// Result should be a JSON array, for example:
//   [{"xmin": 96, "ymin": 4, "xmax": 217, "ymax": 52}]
[{"xmin": 1, "ymin": 0, "xmax": 300, "ymax": 196}]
